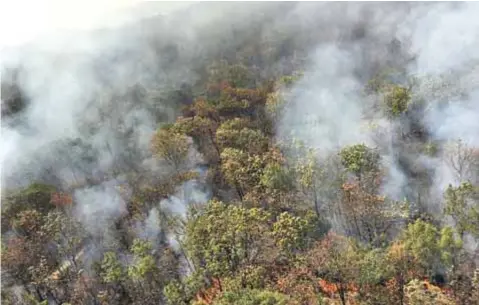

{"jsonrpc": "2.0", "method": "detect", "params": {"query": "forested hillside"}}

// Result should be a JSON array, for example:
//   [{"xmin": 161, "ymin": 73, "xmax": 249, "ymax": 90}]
[{"xmin": 1, "ymin": 2, "xmax": 479, "ymax": 305}]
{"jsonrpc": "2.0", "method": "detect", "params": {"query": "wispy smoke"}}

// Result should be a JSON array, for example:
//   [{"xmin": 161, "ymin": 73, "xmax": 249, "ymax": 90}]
[
  {"xmin": 275, "ymin": 2, "xmax": 479, "ymax": 239},
  {"xmin": 406, "ymin": 2, "xmax": 479, "ymax": 222},
  {"xmin": 278, "ymin": 45, "xmax": 371, "ymax": 154},
  {"xmin": 2, "ymin": 1, "xmax": 479, "ymax": 257},
  {"xmin": 0, "ymin": 2, "xmax": 301, "ymax": 248},
  {"xmin": 73, "ymin": 179, "xmax": 128, "ymax": 237},
  {"xmin": 135, "ymin": 150, "xmax": 211, "ymax": 250},
  {"xmin": 0, "ymin": 2, "xmax": 213, "ymax": 252}
]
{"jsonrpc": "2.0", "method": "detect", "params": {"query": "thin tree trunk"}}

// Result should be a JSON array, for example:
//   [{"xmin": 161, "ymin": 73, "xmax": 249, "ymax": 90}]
[
  {"xmin": 398, "ymin": 275, "xmax": 405, "ymax": 305},
  {"xmin": 338, "ymin": 283, "xmax": 347, "ymax": 305},
  {"xmin": 313, "ymin": 187, "xmax": 320, "ymax": 217}
]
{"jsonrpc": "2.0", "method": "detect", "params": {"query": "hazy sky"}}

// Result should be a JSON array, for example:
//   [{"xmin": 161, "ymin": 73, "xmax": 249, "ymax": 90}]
[{"xmin": 0, "ymin": 0, "xmax": 194, "ymax": 49}]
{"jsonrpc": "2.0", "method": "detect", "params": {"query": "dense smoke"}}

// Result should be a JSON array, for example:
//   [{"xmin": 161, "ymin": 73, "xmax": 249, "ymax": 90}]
[
  {"xmin": 276, "ymin": 2, "xmax": 479, "ymax": 246},
  {"xmin": 1, "ymin": 2, "xmax": 210, "ymax": 270},
  {"xmin": 2, "ymin": 1, "xmax": 479, "ymax": 267},
  {"xmin": 0, "ymin": 4, "xmax": 313, "ymax": 276}
]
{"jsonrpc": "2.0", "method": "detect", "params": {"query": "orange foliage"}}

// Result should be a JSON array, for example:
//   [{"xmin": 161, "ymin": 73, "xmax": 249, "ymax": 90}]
[
  {"xmin": 2, "ymin": 237, "xmax": 29, "ymax": 268},
  {"xmin": 50, "ymin": 192, "xmax": 73, "ymax": 207},
  {"xmin": 194, "ymin": 277, "xmax": 223, "ymax": 305},
  {"xmin": 15, "ymin": 210, "xmax": 42, "ymax": 233},
  {"xmin": 385, "ymin": 278, "xmax": 399, "ymax": 291},
  {"xmin": 318, "ymin": 279, "xmax": 359, "ymax": 297},
  {"xmin": 421, "ymin": 279, "xmax": 454, "ymax": 296},
  {"xmin": 341, "ymin": 181, "xmax": 385, "ymax": 205},
  {"xmin": 265, "ymin": 146, "xmax": 287, "ymax": 165},
  {"xmin": 276, "ymin": 267, "xmax": 318, "ymax": 302},
  {"xmin": 206, "ymin": 80, "xmax": 231, "ymax": 96},
  {"xmin": 192, "ymin": 98, "xmax": 219, "ymax": 119}
]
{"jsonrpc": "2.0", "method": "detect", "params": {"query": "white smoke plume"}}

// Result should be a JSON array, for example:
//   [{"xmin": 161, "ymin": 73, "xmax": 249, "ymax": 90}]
[
  {"xmin": 278, "ymin": 45, "xmax": 372, "ymax": 154},
  {"xmin": 73, "ymin": 179, "xmax": 128, "ymax": 237},
  {"xmin": 134, "ymin": 150, "xmax": 210, "ymax": 249},
  {"xmin": 3, "ymin": 1, "xmax": 479, "ymax": 257},
  {"xmin": 0, "ymin": 2, "xmax": 312, "ymax": 251},
  {"xmin": 275, "ymin": 1, "xmax": 479, "ymax": 239},
  {"xmin": 405, "ymin": 2, "xmax": 479, "ymax": 223},
  {"xmin": 0, "ymin": 1, "xmax": 219, "ymax": 257}
]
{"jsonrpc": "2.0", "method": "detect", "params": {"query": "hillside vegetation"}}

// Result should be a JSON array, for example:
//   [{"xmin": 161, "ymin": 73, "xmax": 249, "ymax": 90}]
[{"xmin": 1, "ymin": 2, "xmax": 479, "ymax": 305}]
